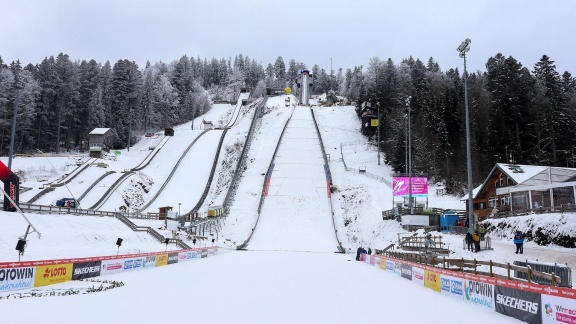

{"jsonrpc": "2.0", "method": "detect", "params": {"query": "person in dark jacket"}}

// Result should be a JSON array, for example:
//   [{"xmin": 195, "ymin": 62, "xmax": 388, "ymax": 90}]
[
  {"xmin": 356, "ymin": 247, "xmax": 362, "ymax": 261},
  {"xmin": 514, "ymin": 231, "xmax": 525, "ymax": 254},
  {"xmin": 465, "ymin": 232, "xmax": 474, "ymax": 251}
]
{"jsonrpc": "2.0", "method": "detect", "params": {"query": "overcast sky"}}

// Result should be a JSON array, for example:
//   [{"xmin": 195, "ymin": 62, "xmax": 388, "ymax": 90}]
[{"xmin": 1, "ymin": 0, "xmax": 574, "ymax": 75}]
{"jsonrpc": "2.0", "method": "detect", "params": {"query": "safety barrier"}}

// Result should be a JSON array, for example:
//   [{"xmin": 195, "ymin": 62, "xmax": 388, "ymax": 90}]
[
  {"xmin": 514, "ymin": 260, "xmax": 572, "ymax": 288},
  {"xmin": 0, "ymin": 247, "xmax": 219, "ymax": 294},
  {"xmin": 360, "ymin": 253, "xmax": 576, "ymax": 324}
]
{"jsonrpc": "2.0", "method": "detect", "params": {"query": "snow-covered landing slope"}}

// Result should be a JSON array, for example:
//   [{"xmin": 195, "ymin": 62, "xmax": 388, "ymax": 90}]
[{"xmin": 248, "ymin": 106, "xmax": 339, "ymax": 252}]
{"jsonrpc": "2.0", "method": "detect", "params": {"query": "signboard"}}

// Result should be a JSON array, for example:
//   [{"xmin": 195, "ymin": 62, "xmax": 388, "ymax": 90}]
[
  {"xmin": 424, "ymin": 270, "xmax": 441, "ymax": 292},
  {"xmin": 495, "ymin": 285, "xmax": 541, "ymax": 324},
  {"xmin": 155, "ymin": 254, "xmax": 168, "ymax": 267},
  {"xmin": 167, "ymin": 253, "xmax": 179, "ymax": 265},
  {"xmin": 464, "ymin": 279, "xmax": 495, "ymax": 310},
  {"xmin": 401, "ymin": 264, "xmax": 412, "ymax": 281},
  {"xmin": 440, "ymin": 274, "xmax": 464, "ymax": 300},
  {"xmin": 0, "ymin": 267, "xmax": 35, "ymax": 292},
  {"xmin": 142, "ymin": 256, "xmax": 156, "ymax": 269},
  {"xmin": 34, "ymin": 264, "xmax": 73, "ymax": 287},
  {"xmin": 392, "ymin": 177, "xmax": 428, "ymax": 197},
  {"xmin": 123, "ymin": 257, "xmax": 143, "ymax": 272},
  {"xmin": 72, "ymin": 261, "xmax": 101, "ymax": 280},
  {"xmin": 401, "ymin": 215, "xmax": 429, "ymax": 226},
  {"xmin": 412, "ymin": 267, "xmax": 425, "ymax": 286},
  {"xmin": 541, "ymin": 294, "xmax": 576, "ymax": 324},
  {"xmin": 371, "ymin": 119, "xmax": 379, "ymax": 127},
  {"xmin": 101, "ymin": 259, "xmax": 124, "ymax": 276}
]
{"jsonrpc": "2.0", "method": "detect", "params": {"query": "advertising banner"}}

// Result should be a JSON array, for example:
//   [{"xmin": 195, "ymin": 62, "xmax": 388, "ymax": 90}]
[
  {"xmin": 386, "ymin": 260, "xmax": 395, "ymax": 273},
  {"xmin": 123, "ymin": 257, "xmax": 143, "ymax": 272},
  {"xmin": 101, "ymin": 259, "xmax": 125, "ymax": 276},
  {"xmin": 392, "ymin": 176, "xmax": 428, "ymax": 197},
  {"xmin": 167, "ymin": 253, "xmax": 179, "ymax": 265},
  {"xmin": 34, "ymin": 263, "xmax": 73, "ymax": 287},
  {"xmin": 142, "ymin": 256, "xmax": 156, "ymax": 269},
  {"xmin": 495, "ymin": 285, "xmax": 541, "ymax": 324},
  {"xmin": 401, "ymin": 264, "xmax": 412, "ymax": 281},
  {"xmin": 412, "ymin": 267, "xmax": 424, "ymax": 286},
  {"xmin": 394, "ymin": 262, "xmax": 402, "ymax": 276},
  {"xmin": 369, "ymin": 255, "xmax": 376, "ymax": 266},
  {"xmin": 424, "ymin": 270, "xmax": 441, "ymax": 292},
  {"xmin": 440, "ymin": 275, "xmax": 464, "ymax": 300},
  {"xmin": 374, "ymin": 256, "xmax": 380, "ymax": 267},
  {"xmin": 178, "ymin": 252, "xmax": 189, "ymax": 262},
  {"xmin": 155, "ymin": 254, "xmax": 168, "ymax": 267},
  {"xmin": 464, "ymin": 279, "xmax": 495, "ymax": 310},
  {"xmin": 72, "ymin": 261, "xmax": 101, "ymax": 280},
  {"xmin": 379, "ymin": 258, "xmax": 386, "ymax": 270},
  {"xmin": 541, "ymin": 294, "xmax": 576, "ymax": 324},
  {"xmin": 201, "ymin": 250, "xmax": 208, "ymax": 258},
  {"xmin": 0, "ymin": 267, "xmax": 35, "ymax": 292}
]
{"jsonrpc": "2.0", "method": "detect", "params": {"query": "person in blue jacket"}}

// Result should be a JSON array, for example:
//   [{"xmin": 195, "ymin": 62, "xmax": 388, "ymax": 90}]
[
  {"xmin": 356, "ymin": 246, "xmax": 367, "ymax": 261},
  {"xmin": 514, "ymin": 230, "xmax": 525, "ymax": 254}
]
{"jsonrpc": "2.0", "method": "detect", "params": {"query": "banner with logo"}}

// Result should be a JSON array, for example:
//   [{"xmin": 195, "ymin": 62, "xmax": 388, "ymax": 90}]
[
  {"xmin": 379, "ymin": 258, "xmax": 386, "ymax": 270},
  {"xmin": 155, "ymin": 254, "xmax": 168, "ymax": 267},
  {"xmin": 167, "ymin": 253, "xmax": 179, "ymax": 265},
  {"xmin": 34, "ymin": 263, "xmax": 73, "ymax": 287},
  {"xmin": 541, "ymin": 294, "xmax": 576, "ymax": 324},
  {"xmin": 0, "ymin": 267, "xmax": 35, "ymax": 292},
  {"xmin": 201, "ymin": 249, "xmax": 208, "ymax": 258},
  {"xmin": 72, "ymin": 261, "xmax": 101, "ymax": 280},
  {"xmin": 424, "ymin": 270, "xmax": 441, "ymax": 292},
  {"xmin": 142, "ymin": 255, "xmax": 157, "ymax": 269},
  {"xmin": 394, "ymin": 262, "xmax": 402, "ymax": 276},
  {"xmin": 411, "ymin": 266, "xmax": 424, "ymax": 286},
  {"xmin": 495, "ymin": 285, "xmax": 542, "ymax": 324},
  {"xmin": 123, "ymin": 257, "xmax": 143, "ymax": 272},
  {"xmin": 101, "ymin": 259, "xmax": 125, "ymax": 276},
  {"xmin": 440, "ymin": 274, "xmax": 463, "ymax": 300},
  {"xmin": 464, "ymin": 279, "xmax": 495, "ymax": 310},
  {"xmin": 400, "ymin": 263, "xmax": 412, "ymax": 281},
  {"xmin": 385, "ymin": 260, "xmax": 395, "ymax": 273}
]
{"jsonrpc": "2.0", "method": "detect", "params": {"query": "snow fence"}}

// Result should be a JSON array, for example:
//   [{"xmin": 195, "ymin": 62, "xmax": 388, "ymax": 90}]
[
  {"xmin": 0, "ymin": 247, "xmax": 219, "ymax": 293},
  {"xmin": 360, "ymin": 253, "xmax": 576, "ymax": 324}
]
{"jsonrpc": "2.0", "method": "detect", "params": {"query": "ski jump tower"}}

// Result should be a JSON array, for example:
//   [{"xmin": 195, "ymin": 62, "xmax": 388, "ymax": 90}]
[{"xmin": 296, "ymin": 69, "xmax": 313, "ymax": 105}]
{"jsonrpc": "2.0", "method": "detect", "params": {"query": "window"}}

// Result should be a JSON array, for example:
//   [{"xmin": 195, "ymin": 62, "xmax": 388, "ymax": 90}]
[
  {"xmin": 500, "ymin": 195, "xmax": 510, "ymax": 206},
  {"xmin": 499, "ymin": 174, "xmax": 504, "ymax": 187},
  {"xmin": 488, "ymin": 197, "xmax": 498, "ymax": 208}
]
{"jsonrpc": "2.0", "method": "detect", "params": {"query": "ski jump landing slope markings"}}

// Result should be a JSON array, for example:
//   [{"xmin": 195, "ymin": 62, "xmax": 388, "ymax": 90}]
[{"xmin": 248, "ymin": 106, "xmax": 338, "ymax": 253}]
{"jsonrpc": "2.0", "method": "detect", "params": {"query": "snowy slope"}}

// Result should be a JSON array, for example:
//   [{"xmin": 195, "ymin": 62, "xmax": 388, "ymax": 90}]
[{"xmin": 248, "ymin": 106, "xmax": 339, "ymax": 252}]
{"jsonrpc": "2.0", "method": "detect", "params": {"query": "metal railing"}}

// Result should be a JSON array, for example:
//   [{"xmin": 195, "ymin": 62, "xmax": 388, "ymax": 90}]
[
  {"xmin": 339, "ymin": 143, "xmax": 391, "ymax": 188},
  {"xmin": 514, "ymin": 260, "xmax": 572, "ymax": 288}
]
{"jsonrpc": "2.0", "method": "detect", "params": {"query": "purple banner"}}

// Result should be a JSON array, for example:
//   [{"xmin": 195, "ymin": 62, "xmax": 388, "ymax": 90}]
[{"xmin": 392, "ymin": 177, "xmax": 428, "ymax": 197}]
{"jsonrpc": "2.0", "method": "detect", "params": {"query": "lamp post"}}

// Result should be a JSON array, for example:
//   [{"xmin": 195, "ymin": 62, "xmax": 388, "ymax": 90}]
[
  {"xmin": 178, "ymin": 202, "xmax": 181, "ymax": 217},
  {"xmin": 457, "ymin": 38, "xmax": 475, "ymax": 233},
  {"xmin": 128, "ymin": 108, "xmax": 133, "ymax": 152},
  {"xmin": 8, "ymin": 78, "xmax": 24, "ymax": 169},
  {"xmin": 406, "ymin": 96, "xmax": 413, "ymax": 214},
  {"xmin": 377, "ymin": 102, "xmax": 381, "ymax": 165}
]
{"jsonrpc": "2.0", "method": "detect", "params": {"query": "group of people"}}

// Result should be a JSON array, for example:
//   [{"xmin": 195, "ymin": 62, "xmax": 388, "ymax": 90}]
[
  {"xmin": 465, "ymin": 230, "xmax": 482, "ymax": 252},
  {"xmin": 355, "ymin": 246, "xmax": 372, "ymax": 260}
]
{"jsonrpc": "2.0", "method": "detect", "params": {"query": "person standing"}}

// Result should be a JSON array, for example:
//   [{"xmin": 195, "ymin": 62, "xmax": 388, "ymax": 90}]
[
  {"xmin": 356, "ymin": 247, "xmax": 362, "ymax": 261},
  {"xmin": 424, "ymin": 233, "xmax": 436, "ymax": 253},
  {"xmin": 465, "ymin": 232, "xmax": 474, "ymax": 251},
  {"xmin": 479, "ymin": 224, "xmax": 486, "ymax": 240},
  {"xmin": 472, "ymin": 230, "xmax": 481, "ymax": 252},
  {"xmin": 514, "ymin": 231, "xmax": 525, "ymax": 254}
]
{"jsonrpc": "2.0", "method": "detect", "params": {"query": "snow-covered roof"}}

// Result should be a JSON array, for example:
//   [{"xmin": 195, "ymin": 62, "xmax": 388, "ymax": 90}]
[{"xmin": 89, "ymin": 128, "xmax": 111, "ymax": 135}]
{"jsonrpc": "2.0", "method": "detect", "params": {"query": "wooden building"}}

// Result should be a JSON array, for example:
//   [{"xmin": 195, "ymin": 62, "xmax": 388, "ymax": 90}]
[
  {"xmin": 88, "ymin": 128, "xmax": 115, "ymax": 158},
  {"xmin": 463, "ymin": 163, "xmax": 576, "ymax": 220},
  {"xmin": 358, "ymin": 102, "xmax": 378, "ymax": 136}
]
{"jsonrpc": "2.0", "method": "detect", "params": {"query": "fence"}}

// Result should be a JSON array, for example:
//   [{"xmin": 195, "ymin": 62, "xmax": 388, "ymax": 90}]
[{"xmin": 514, "ymin": 260, "xmax": 572, "ymax": 288}]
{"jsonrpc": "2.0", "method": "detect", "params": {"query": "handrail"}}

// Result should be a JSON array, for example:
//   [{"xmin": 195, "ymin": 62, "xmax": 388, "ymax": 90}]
[
  {"xmin": 77, "ymin": 171, "xmax": 116, "ymax": 202},
  {"xmin": 132, "ymin": 136, "xmax": 171, "ymax": 171},
  {"xmin": 88, "ymin": 172, "xmax": 135, "ymax": 210}
]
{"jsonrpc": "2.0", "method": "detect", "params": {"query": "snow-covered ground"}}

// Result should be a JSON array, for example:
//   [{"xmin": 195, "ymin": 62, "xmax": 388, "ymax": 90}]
[{"xmin": 0, "ymin": 96, "xmax": 574, "ymax": 323}]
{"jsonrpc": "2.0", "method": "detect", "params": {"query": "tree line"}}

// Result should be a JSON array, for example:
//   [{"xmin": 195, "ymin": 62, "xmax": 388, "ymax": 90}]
[
  {"xmin": 1, "ymin": 52, "xmax": 575, "ymax": 193},
  {"xmin": 340, "ymin": 55, "xmax": 576, "ymax": 194}
]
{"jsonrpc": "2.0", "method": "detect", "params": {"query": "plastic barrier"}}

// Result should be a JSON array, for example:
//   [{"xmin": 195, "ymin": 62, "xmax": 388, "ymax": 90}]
[
  {"xmin": 361, "ymin": 253, "xmax": 576, "ymax": 324},
  {"xmin": 0, "ymin": 247, "xmax": 219, "ymax": 293}
]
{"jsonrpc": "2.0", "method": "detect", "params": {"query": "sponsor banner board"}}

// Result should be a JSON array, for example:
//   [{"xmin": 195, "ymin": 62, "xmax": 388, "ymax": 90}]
[
  {"xmin": 541, "ymin": 294, "xmax": 576, "ymax": 324},
  {"xmin": 401, "ymin": 264, "xmax": 412, "ymax": 281},
  {"xmin": 392, "ymin": 176, "xmax": 428, "ymax": 197},
  {"xmin": 167, "ymin": 253, "xmax": 179, "ymax": 265},
  {"xmin": 495, "ymin": 285, "xmax": 541, "ymax": 324},
  {"xmin": 424, "ymin": 270, "xmax": 441, "ymax": 292},
  {"xmin": 374, "ymin": 256, "xmax": 380, "ymax": 267},
  {"xmin": 440, "ymin": 274, "xmax": 464, "ymax": 300},
  {"xmin": 72, "ymin": 261, "xmax": 101, "ymax": 280},
  {"xmin": 155, "ymin": 254, "xmax": 168, "ymax": 267},
  {"xmin": 142, "ymin": 256, "xmax": 156, "ymax": 269},
  {"xmin": 394, "ymin": 262, "xmax": 402, "ymax": 276},
  {"xmin": 386, "ymin": 260, "xmax": 395, "ymax": 273},
  {"xmin": 34, "ymin": 263, "xmax": 73, "ymax": 287},
  {"xmin": 378, "ymin": 258, "xmax": 386, "ymax": 270},
  {"xmin": 464, "ymin": 279, "xmax": 495, "ymax": 310},
  {"xmin": 213, "ymin": 248, "xmax": 218, "ymax": 255},
  {"xmin": 369, "ymin": 255, "xmax": 376, "ymax": 266},
  {"xmin": 178, "ymin": 252, "xmax": 189, "ymax": 262},
  {"xmin": 0, "ymin": 267, "xmax": 35, "ymax": 292},
  {"xmin": 201, "ymin": 250, "xmax": 208, "ymax": 258},
  {"xmin": 101, "ymin": 259, "xmax": 124, "ymax": 276},
  {"xmin": 123, "ymin": 257, "xmax": 143, "ymax": 272},
  {"xmin": 412, "ymin": 267, "xmax": 424, "ymax": 286}
]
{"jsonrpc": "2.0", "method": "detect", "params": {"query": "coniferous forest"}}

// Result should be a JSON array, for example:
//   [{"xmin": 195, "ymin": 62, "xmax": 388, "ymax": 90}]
[{"xmin": 0, "ymin": 53, "xmax": 575, "ymax": 194}]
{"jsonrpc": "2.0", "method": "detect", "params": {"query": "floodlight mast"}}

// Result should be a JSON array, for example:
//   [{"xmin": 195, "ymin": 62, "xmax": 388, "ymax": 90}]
[{"xmin": 457, "ymin": 38, "xmax": 475, "ymax": 234}]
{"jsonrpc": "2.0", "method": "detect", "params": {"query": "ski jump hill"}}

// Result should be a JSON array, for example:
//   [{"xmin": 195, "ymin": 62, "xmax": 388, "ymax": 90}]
[{"xmin": 247, "ymin": 106, "xmax": 339, "ymax": 253}]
